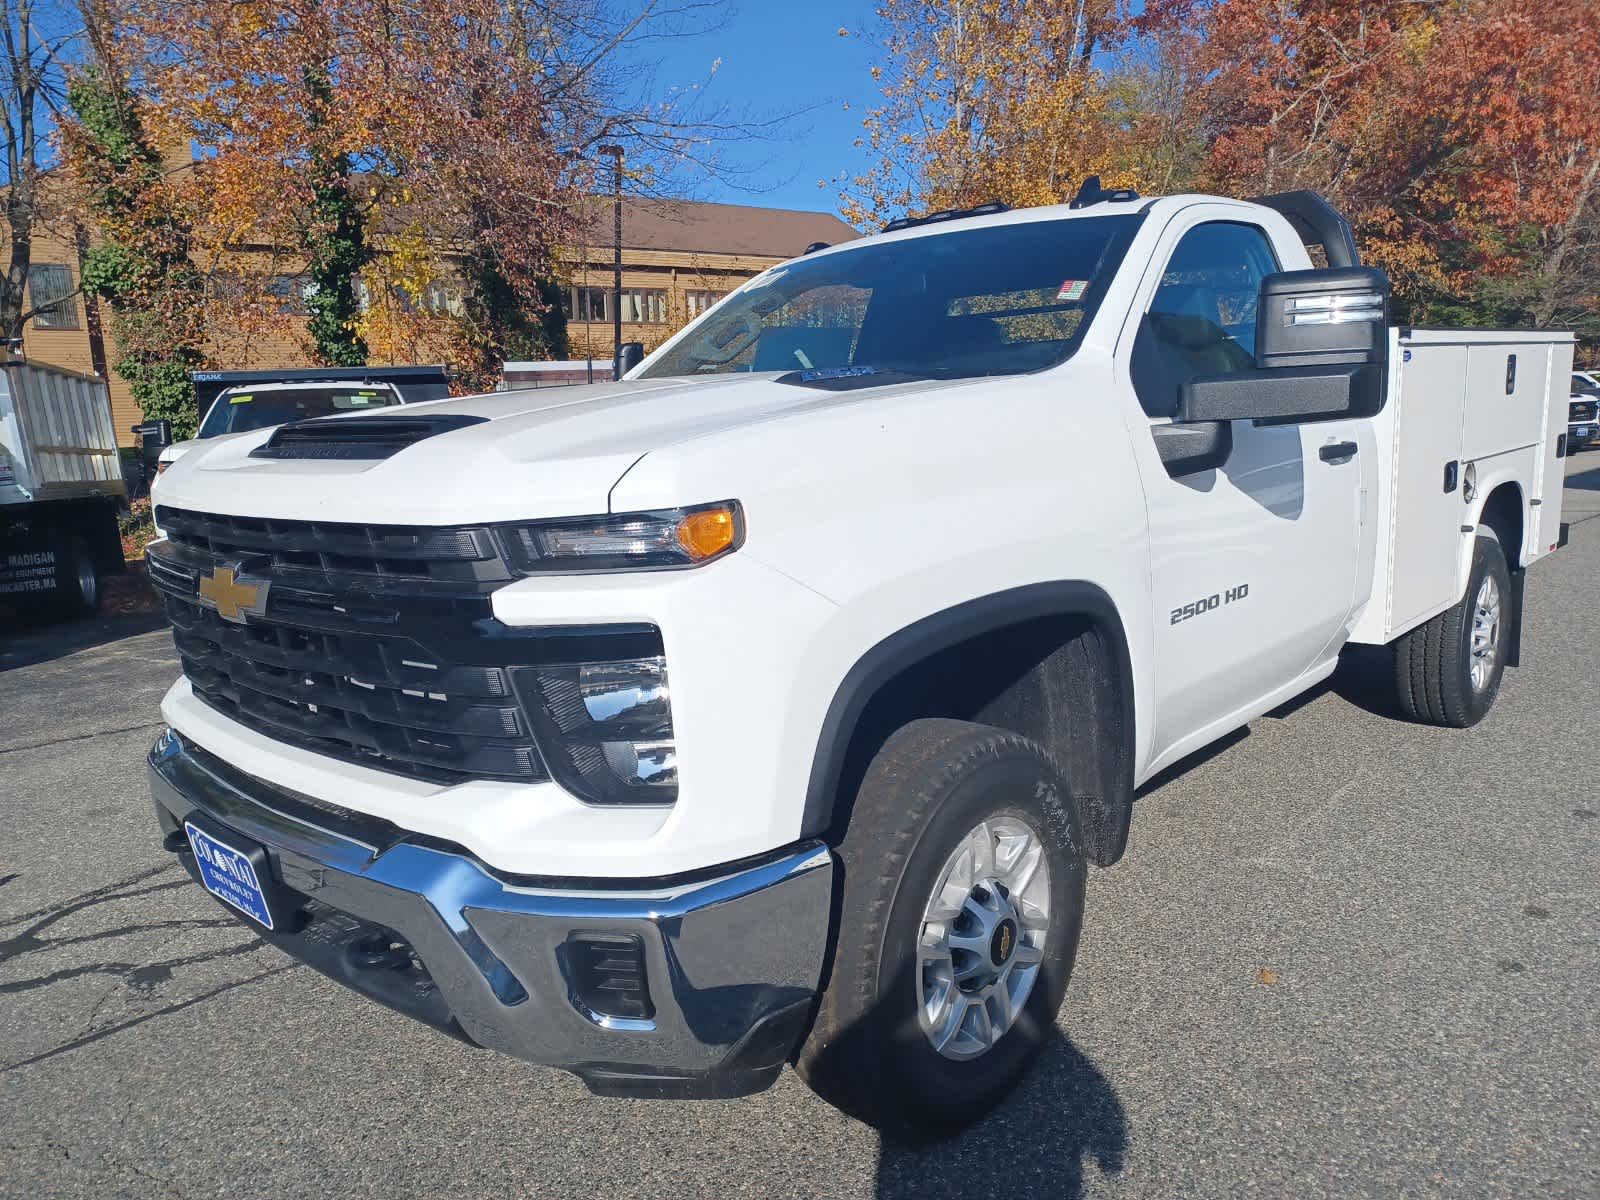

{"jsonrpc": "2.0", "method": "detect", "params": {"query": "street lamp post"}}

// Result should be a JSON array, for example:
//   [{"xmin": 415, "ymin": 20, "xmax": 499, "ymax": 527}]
[{"xmin": 598, "ymin": 144, "xmax": 624, "ymax": 380}]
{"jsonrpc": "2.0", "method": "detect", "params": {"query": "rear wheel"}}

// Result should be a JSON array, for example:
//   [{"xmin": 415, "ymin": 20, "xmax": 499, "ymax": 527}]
[
  {"xmin": 795, "ymin": 719, "xmax": 1086, "ymax": 1141},
  {"xmin": 1393, "ymin": 530, "xmax": 1510, "ymax": 727},
  {"xmin": 66, "ymin": 536, "xmax": 100, "ymax": 614}
]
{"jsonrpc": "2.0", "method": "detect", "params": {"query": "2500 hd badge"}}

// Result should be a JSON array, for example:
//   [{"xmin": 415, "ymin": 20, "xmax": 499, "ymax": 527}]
[{"xmin": 1171, "ymin": 583, "xmax": 1250, "ymax": 625}]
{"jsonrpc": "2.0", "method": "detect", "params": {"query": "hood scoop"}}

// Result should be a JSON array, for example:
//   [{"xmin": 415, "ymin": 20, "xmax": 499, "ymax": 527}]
[{"xmin": 250, "ymin": 413, "xmax": 488, "ymax": 461}]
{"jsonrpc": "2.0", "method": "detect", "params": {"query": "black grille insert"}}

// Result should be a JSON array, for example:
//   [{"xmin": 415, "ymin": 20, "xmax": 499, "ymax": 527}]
[
  {"xmin": 566, "ymin": 933, "xmax": 654, "ymax": 1021},
  {"xmin": 148, "ymin": 508, "xmax": 661, "ymax": 787},
  {"xmin": 1571, "ymin": 399, "xmax": 1597, "ymax": 423},
  {"xmin": 162, "ymin": 593, "xmax": 546, "ymax": 784},
  {"xmin": 155, "ymin": 506, "xmax": 509, "ymax": 586}
]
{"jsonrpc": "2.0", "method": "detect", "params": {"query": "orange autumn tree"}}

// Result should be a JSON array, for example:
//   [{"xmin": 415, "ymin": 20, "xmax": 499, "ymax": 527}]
[
  {"xmin": 122, "ymin": 0, "xmax": 389, "ymax": 367},
  {"xmin": 840, "ymin": 0, "xmax": 1134, "ymax": 228},
  {"xmin": 1132, "ymin": 0, "xmax": 1600, "ymax": 333},
  {"xmin": 103, "ymin": 0, "xmax": 755, "ymax": 388}
]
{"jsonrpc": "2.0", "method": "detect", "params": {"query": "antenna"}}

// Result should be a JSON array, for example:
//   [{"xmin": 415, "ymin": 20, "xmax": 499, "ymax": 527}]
[{"xmin": 1070, "ymin": 176, "xmax": 1140, "ymax": 210}]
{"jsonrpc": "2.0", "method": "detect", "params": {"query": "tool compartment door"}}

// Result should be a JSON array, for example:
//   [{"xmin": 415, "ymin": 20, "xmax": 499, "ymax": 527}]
[
  {"xmin": 1387, "ymin": 342, "xmax": 1468, "ymax": 636},
  {"xmin": 1530, "ymin": 339, "xmax": 1576, "ymax": 560}
]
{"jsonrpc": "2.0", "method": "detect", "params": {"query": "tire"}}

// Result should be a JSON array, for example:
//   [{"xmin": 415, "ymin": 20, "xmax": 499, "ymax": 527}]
[
  {"xmin": 795, "ymin": 719, "xmax": 1087, "ymax": 1141},
  {"xmin": 62, "ymin": 535, "xmax": 100, "ymax": 615},
  {"xmin": 1393, "ymin": 531, "xmax": 1511, "ymax": 727}
]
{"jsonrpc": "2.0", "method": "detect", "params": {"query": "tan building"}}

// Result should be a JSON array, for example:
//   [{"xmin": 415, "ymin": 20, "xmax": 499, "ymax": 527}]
[
  {"xmin": 7, "ymin": 196, "xmax": 857, "ymax": 448},
  {"xmin": 561, "ymin": 197, "xmax": 858, "ymax": 361}
]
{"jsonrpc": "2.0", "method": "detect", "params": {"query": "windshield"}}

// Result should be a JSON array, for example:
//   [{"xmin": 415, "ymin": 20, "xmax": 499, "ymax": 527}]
[
  {"xmin": 198, "ymin": 385, "xmax": 402, "ymax": 438},
  {"xmin": 639, "ymin": 214, "xmax": 1143, "ymax": 381}
]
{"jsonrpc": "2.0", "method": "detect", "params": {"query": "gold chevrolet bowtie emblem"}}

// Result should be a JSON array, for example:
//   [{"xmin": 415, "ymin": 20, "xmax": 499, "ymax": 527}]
[{"xmin": 196, "ymin": 565, "xmax": 269, "ymax": 623}]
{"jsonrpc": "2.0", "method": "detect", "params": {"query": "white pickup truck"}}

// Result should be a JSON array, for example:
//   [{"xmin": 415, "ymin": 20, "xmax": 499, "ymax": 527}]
[{"xmin": 144, "ymin": 184, "xmax": 1573, "ymax": 1139}]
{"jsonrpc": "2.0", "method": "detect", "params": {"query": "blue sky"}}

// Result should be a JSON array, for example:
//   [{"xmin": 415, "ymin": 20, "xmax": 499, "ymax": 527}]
[{"xmin": 636, "ymin": 2, "xmax": 880, "ymax": 216}]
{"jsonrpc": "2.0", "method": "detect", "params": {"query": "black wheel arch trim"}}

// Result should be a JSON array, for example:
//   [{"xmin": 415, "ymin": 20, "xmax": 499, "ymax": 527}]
[{"xmin": 799, "ymin": 581, "xmax": 1137, "ymax": 854}]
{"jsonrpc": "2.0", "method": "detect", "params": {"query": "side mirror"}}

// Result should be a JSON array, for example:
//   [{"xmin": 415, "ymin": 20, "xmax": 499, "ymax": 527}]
[
  {"xmin": 1179, "ymin": 266, "xmax": 1390, "ymax": 427},
  {"xmin": 132, "ymin": 419, "xmax": 172, "ymax": 449},
  {"xmin": 1255, "ymin": 267, "xmax": 1388, "ymax": 369},
  {"xmin": 614, "ymin": 341, "xmax": 645, "ymax": 380}
]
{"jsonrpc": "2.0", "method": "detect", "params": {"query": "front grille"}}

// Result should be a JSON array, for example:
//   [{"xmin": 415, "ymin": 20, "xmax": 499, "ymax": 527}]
[
  {"xmin": 1571, "ymin": 400, "xmax": 1597, "ymax": 423},
  {"xmin": 149, "ymin": 508, "xmax": 548, "ymax": 785},
  {"xmin": 161, "ymin": 592, "xmax": 546, "ymax": 784}
]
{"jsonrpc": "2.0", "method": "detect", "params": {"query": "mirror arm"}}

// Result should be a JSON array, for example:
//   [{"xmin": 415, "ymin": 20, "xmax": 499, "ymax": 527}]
[{"xmin": 1179, "ymin": 362, "xmax": 1383, "ymax": 427}]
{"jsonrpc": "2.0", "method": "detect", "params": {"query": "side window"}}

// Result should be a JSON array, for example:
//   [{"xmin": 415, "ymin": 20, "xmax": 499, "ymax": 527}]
[{"xmin": 1131, "ymin": 222, "xmax": 1280, "ymax": 418}]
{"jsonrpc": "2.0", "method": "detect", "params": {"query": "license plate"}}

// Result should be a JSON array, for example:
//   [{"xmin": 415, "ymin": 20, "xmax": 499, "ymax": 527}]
[
  {"xmin": 185, "ymin": 820, "xmax": 277, "ymax": 930},
  {"xmin": 1576, "ymin": 425, "xmax": 1592, "ymax": 438}
]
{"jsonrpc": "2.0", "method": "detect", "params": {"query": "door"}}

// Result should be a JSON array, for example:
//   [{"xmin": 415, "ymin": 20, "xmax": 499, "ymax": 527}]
[{"xmin": 1124, "ymin": 218, "xmax": 1365, "ymax": 762}]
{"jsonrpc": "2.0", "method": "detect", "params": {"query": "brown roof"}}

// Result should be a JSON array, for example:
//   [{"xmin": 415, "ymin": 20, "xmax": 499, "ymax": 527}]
[{"xmin": 577, "ymin": 196, "xmax": 858, "ymax": 260}]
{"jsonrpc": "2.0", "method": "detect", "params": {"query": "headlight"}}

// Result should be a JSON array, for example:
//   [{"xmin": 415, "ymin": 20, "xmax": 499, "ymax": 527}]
[
  {"xmin": 497, "ymin": 501, "xmax": 742, "ymax": 574},
  {"xmin": 515, "ymin": 655, "xmax": 679, "ymax": 805}
]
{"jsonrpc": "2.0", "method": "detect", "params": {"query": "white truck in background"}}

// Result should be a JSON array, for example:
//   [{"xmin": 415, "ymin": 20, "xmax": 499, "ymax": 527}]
[
  {"xmin": 0, "ymin": 361, "xmax": 126, "ymax": 620},
  {"xmin": 142, "ymin": 183, "xmax": 1572, "ymax": 1139},
  {"xmin": 155, "ymin": 365, "xmax": 453, "ymax": 473}
]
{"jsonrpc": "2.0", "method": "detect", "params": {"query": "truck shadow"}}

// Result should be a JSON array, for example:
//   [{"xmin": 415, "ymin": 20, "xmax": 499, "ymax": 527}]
[
  {"xmin": 0, "ymin": 608, "xmax": 169, "ymax": 672},
  {"xmin": 873, "ymin": 1035, "xmax": 1128, "ymax": 1199},
  {"xmin": 1562, "ymin": 458, "xmax": 1600, "ymax": 490},
  {"xmin": 803, "ymin": 957, "xmax": 1127, "ymax": 1199},
  {"xmin": 0, "ymin": 863, "xmax": 289, "ymax": 1076}
]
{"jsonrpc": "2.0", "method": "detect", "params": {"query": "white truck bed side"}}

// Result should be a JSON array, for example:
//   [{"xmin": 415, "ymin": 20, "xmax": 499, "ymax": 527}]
[{"xmin": 1350, "ymin": 328, "xmax": 1575, "ymax": 646}]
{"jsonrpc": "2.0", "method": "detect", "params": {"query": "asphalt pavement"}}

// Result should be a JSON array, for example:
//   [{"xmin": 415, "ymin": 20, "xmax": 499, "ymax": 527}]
[{"xmin": 2, "ymin": 463, "xmax": 1598, "ymax": 1199}]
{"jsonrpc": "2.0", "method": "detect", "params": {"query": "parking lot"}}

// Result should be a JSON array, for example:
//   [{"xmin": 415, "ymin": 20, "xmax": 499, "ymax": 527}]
[{"xmin": 2, "ymin": 463, "xmax": 1598, "ymax": 1200}]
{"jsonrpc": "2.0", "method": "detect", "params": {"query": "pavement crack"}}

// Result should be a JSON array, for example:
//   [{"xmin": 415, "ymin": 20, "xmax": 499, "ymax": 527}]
[
  {"xmin": 0, "ymin": 720, "xmax": 165, "ymax": 758},
  {"xmin": 0, "ymin": 962, "xmax": 299, "ymax": 1075},
  {"xmin": 0, "ymin": 937, "xmax": 264, "ymax": 997},
  {"xmin": 0, "ymin": 917, "xmax": 239, "ymax": 968},
  {"xmin": 0, "ymin": 865, "xmax": 185, "ymax": 939}
]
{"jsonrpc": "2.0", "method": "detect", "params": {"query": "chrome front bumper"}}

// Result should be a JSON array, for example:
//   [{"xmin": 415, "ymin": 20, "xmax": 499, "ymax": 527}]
[{"xmin": 148, "ymin": 729, "xmax": 835, "ymax": 1098}]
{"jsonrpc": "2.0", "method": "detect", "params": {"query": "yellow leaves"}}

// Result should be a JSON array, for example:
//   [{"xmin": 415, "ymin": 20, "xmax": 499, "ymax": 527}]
[
  {"xmin": 841, "ymin": 0, "xmax": 1152, "ymax": 227},
  {"xmin": 1256, "ymin": 968, "xmax": 1280, "ymax": 986}
]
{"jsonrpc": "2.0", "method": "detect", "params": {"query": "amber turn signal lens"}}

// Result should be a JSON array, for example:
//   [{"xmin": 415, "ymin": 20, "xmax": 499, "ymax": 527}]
[{"xmin": 676, "ymin": 506, "xmax": 738, "ymax": 560}]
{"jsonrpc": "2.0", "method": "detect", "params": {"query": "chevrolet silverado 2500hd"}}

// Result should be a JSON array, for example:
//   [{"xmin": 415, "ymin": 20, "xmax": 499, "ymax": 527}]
[{"xmin": 143, "ymin": 184, "xmax": 1573, "ymax": 1138}]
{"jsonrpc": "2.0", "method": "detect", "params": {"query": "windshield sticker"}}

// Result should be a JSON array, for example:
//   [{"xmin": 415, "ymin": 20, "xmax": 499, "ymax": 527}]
[
  {"xmin": 793, "ymin": 349, "xmax": 815, "ymax": 369},
  {"xmin": 229, "ymin": 394, "xmax": 254, "ymax": 404},
  {"xmin": 798, "ymin": 365, "xmax": 876, "ymax": 381},
  {"xmin": 1056, "ymin": 280, "xmax": 1087, "ymax": 301}
]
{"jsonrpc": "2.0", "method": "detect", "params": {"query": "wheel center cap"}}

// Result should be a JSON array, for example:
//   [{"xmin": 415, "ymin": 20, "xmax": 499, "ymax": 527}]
[{"xmin": 990, "ymin": 917, "xmax": 1018, "ymax": 966}]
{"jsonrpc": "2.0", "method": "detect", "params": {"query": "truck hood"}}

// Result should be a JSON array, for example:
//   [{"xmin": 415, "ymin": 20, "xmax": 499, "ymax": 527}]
[{"xmin": 152, "ymin": 374, "xmax": 912, "ymax": 523}]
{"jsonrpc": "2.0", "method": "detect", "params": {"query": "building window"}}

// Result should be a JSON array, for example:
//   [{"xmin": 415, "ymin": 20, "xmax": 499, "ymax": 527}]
[
  {"xmin": 619, "ymin": 289, "xmax": 669, "ymax": 324},
  {"xmin": 686, "ymin": 289, "xmax": 724, "ymax": 318},
  {"xmin": 419, "ymin": 280, "xmax": 463, "ymax": 317},
  {"xmin": 265, "ymin": 274, "xmax": 311, "ymax": 315},
  {"xmin": 27, "ymin": 264, "xmax": 78, "ymax": 330},
  {"xmin": 569, "ymin": 286, "xmax": 609, "ymax": 323},
  {"xmin": 566, "ymin": 286, "xmax": 671, "ymax": 324}
]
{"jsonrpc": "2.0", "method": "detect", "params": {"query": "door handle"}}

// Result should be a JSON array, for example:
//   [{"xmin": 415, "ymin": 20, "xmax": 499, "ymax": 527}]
[{"xmin": 1319, "ymin": 440, "xmax": 1358, "ymax": 464}]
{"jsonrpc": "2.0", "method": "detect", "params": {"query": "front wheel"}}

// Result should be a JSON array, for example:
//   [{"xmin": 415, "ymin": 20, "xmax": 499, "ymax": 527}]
[
  {"xmin": 1393, "ymin": 530, "xmax": 1511, "ymax": 727},
  {"xmin": 795, "ymin": 719, "xmax": 1086, "ymax": 1140}
]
